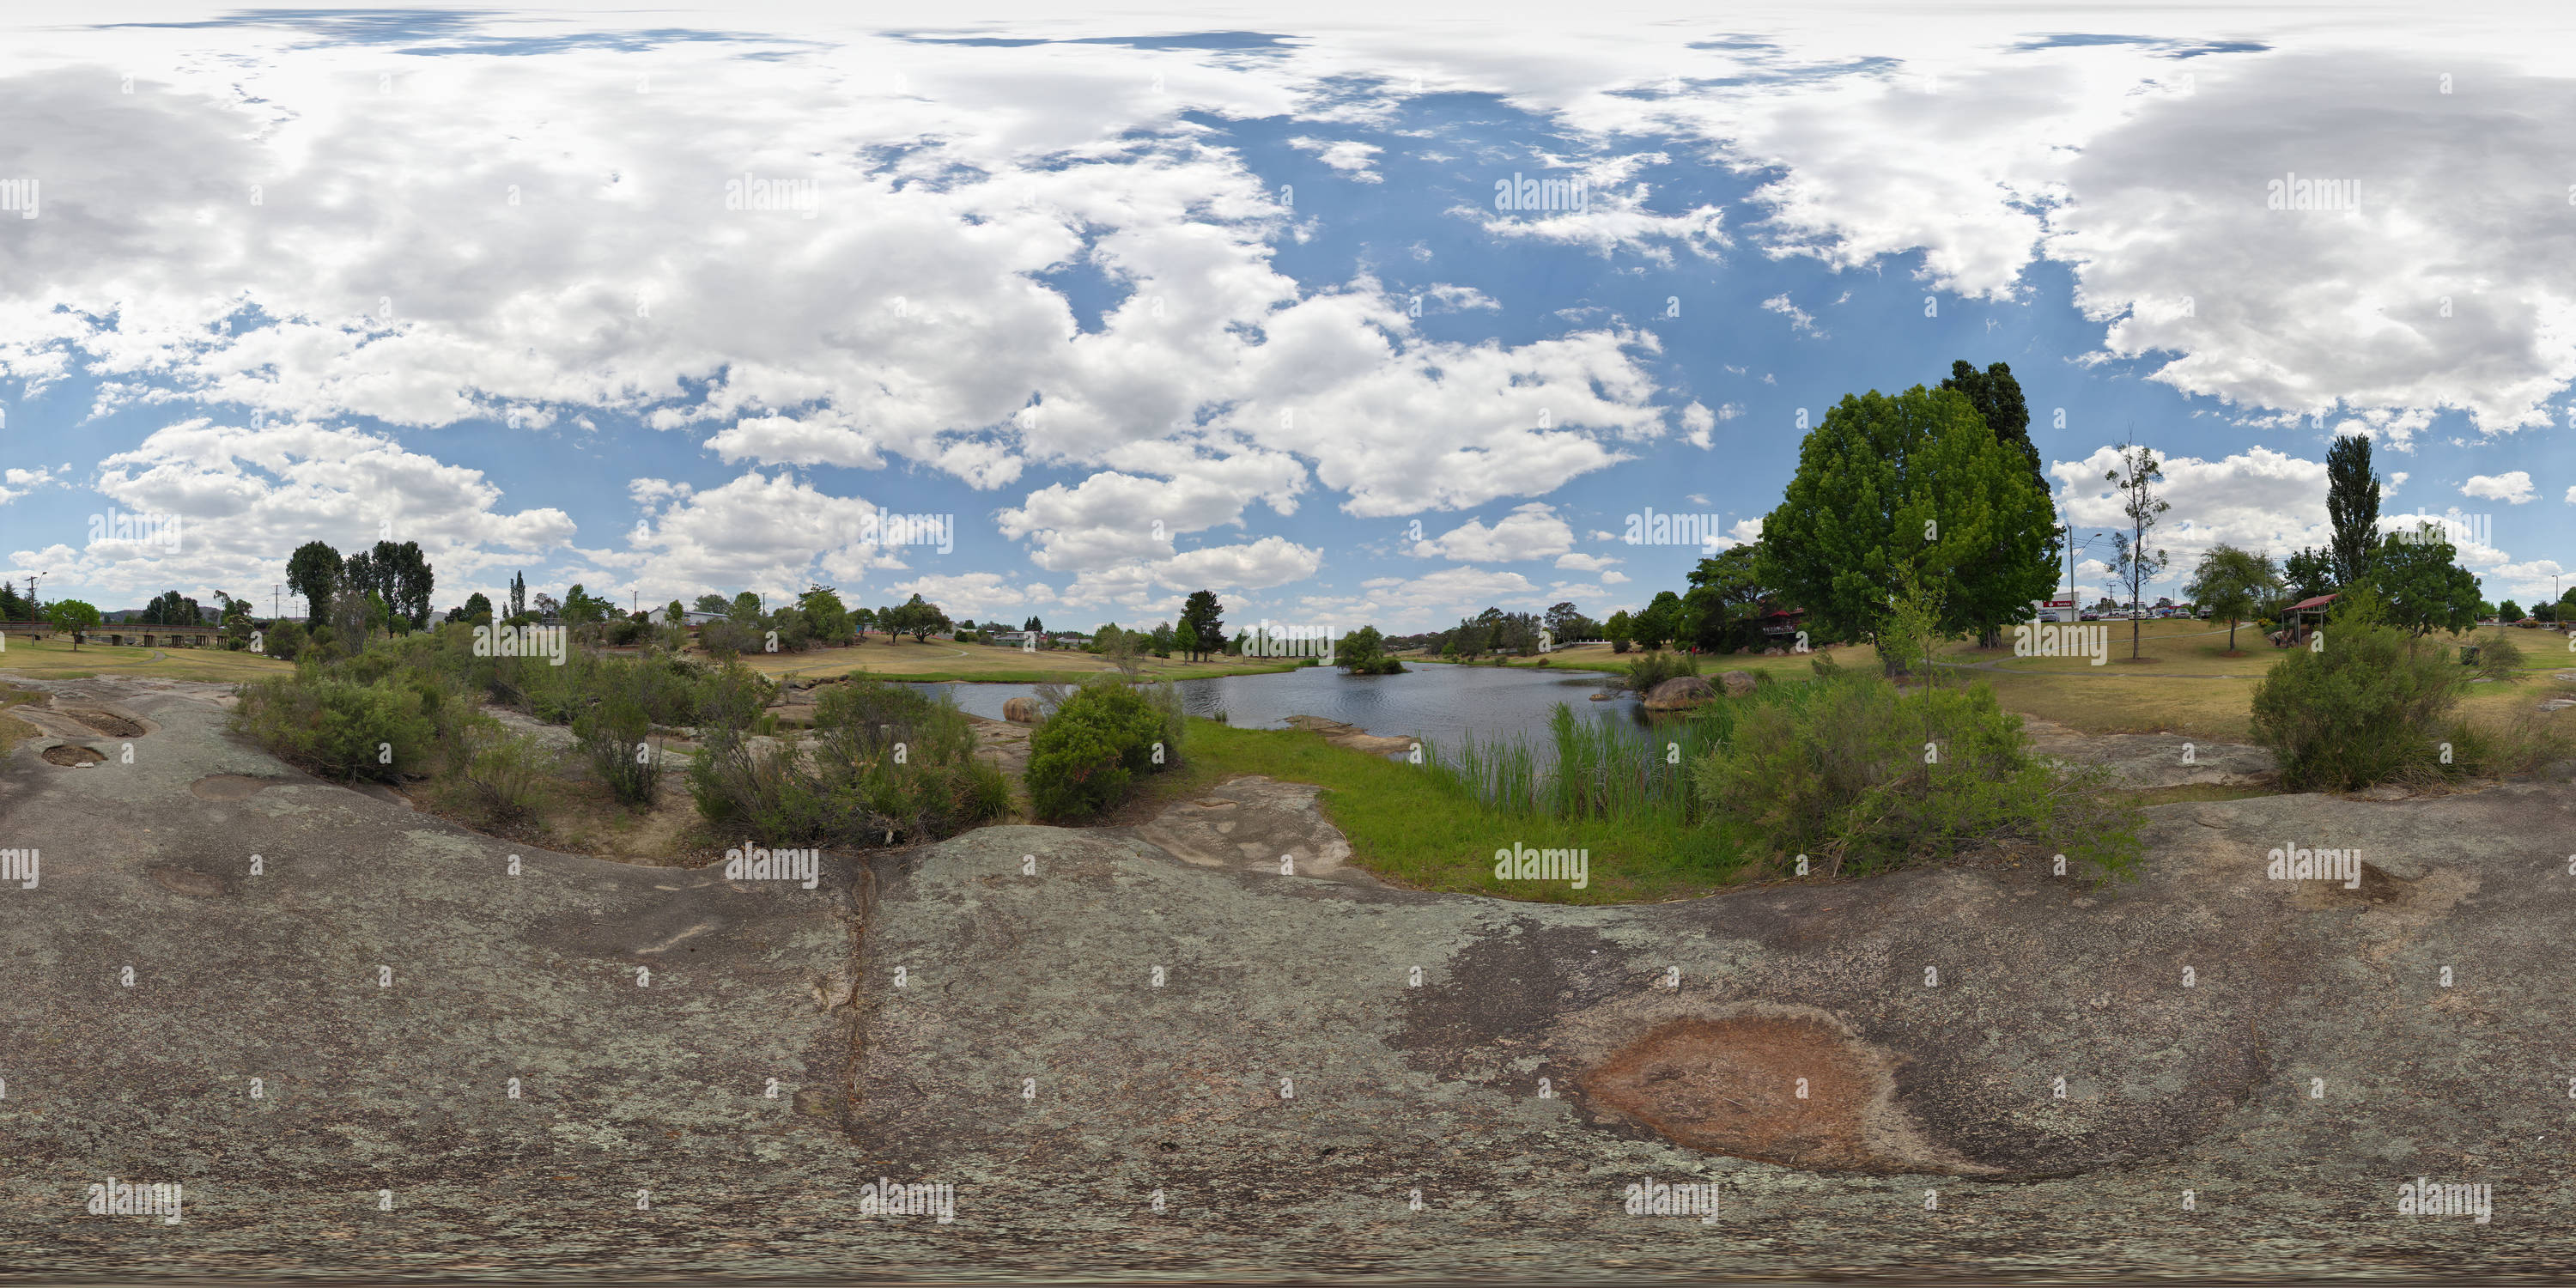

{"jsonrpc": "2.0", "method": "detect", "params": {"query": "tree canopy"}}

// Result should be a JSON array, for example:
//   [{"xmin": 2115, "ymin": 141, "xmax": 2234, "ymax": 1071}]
[{"xmin": 1757, "ymin": 385, "xmax": 2060, "ymax": 648}]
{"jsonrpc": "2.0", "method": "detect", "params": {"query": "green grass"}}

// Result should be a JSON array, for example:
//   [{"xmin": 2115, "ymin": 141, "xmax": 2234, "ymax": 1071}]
[{"xmin": 1141, "ymin": 716, "xmax": 1754, "ymax": 904}]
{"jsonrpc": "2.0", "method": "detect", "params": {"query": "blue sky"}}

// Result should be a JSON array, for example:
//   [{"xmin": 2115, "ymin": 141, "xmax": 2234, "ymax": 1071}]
[{"xmin": 7, "ymin": 2, "xmax": 2576, "ymax": 629}]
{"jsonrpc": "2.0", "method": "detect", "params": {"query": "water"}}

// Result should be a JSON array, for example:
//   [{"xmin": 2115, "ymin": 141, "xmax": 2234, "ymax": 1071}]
[{"xmin": 903, "ymin": 662, "xmax": 1668, "ymax": 751}]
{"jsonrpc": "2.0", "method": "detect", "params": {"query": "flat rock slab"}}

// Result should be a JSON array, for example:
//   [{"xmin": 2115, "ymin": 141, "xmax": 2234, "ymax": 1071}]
[
  {"xmin": 2021, "ymin": 716, "xmax": 2277, "ymax": 789},
  {"xmin": 3, "ymin": 677, "xmax": 2575, "ymax": 1276}
]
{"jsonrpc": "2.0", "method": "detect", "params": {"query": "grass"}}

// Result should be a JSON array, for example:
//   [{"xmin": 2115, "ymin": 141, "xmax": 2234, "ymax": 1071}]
[
  {"xmin": 0, "ymin": 682, "xmax": 45, "ymax": 756},
  {"xmin": 1132, "ymin": 716, "xmax": 1753, "ymax": 904},
  {"xmin": 1936, "ymin": 618, "xmax": 2576, "ymax": 744},
  {"xmin": 725, "ymin": 636, "xmax": 1303, "ymax": 684},
  {"xmin": 0, "ymin": 634, "xmax": 295, "ymax": 683}
]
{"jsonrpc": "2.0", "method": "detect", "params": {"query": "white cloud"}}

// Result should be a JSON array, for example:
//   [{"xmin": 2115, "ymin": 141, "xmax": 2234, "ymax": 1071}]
[
  {"xmin": 1289, "ymin": 137, "xmax": 1385, "ymax": 182},
  {"xmin": 1761, "ymin": 294, "xmax": 1820, "ymax": 335},
  {"xmin": 20, "ymin": 417, "xmax": 574, "ymax": 609},
  {"xmin": 2463, "ymin": 471, "xmax": 2537, "ymax": 504},
  {"xmin": 1406, "ymin": 503, "xmax": 1574, "ymax": 562}
]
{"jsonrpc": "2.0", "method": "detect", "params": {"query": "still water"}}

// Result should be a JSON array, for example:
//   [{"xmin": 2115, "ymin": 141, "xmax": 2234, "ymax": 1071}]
[{"xmin": 905, "ymin": 662, "xmax": 1661, "ymax": 750}]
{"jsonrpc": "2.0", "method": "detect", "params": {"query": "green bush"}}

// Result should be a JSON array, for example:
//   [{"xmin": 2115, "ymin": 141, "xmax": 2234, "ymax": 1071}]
[
  {"xmin": 458, "ymin": 724, "xmax": 550, "ymax": 823},
  {"xmin": 2249, "ymin": 616, "xmax": 2469, "ymax": 791},
  {"xmin": 1624, "ymin": 649, "xmax": 1699, "ymax": 692},
  {"xmin": 1024, "ymin": 678, "xmax": 1179, "ymax": 821},
  {"xmin": 232, "ymin": 672, "xmax": 437, "ymax": 782},
  {"xmin": 1693, "ymin": 658, "xmax": 2142, "ymax": 880},
  {"xmin": 2474, "ymin": 633, "xmax": 2526, "ymax": 683},
  {"xmin": 688, "ymin": 676, "xmax": 1007, "ymax": 847},
  {"xmin": 574, "ymin": 688, "xmax": 659, "ymax": 806}
]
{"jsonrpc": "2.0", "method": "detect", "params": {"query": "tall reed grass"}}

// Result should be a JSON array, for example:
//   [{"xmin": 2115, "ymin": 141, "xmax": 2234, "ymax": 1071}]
[{"xmin": 1422, "ymin": 699, "xmax": 1744, "ymax": 825}]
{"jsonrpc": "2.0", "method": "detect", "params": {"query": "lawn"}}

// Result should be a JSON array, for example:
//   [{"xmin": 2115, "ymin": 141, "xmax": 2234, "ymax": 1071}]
[
  {"xmin": 1130, "ymin": 717, "xmax": 1754, "ymax": 905},
  {"xmin": 0, "ymin": 634, "xmax": 295, "ymax": 683},
  {"xmin": 724, "ymin": 636, "xmax": 1305, "ymax": 684}
]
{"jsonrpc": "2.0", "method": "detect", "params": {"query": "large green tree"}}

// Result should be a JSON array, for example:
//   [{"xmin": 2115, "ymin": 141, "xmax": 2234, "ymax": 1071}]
[
  {"xmin": 1680, "ymin": 544, "xmax": 1766, "ymax": 653},
  {"xmin": 1757, "ymin": 385, "xmax": 2060, "ymax": 657},
  {"xmin": 1632, "ymin": 590, "xmax": 1683, "ymax": 651},
  {"xmin": 1180, "ymin": 590, "xmax": 1226, "ymax": 661},
  {"xmin": 1940, "ymin": 360, "xmax": 2044, "ymax": 498},
  {"xmin": 2326, "ymin": 434, "xmax": 2381, "ymax": 589},
  {"xmin": 2366, "ymin": 526, "xmax": 2481, "ymax": 635},
  {"xmin": 286, "ymin": 541, "xmax": 343, "ymax": 624}
]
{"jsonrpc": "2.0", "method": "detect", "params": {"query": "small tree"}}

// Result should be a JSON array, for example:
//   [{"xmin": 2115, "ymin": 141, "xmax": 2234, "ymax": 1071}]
[
  {"xmin": 46, "ymin": 598, "xmax": 102, "ymax": 649},
  {"xmin": 1633, "ymin": 592, "xmax": 1681, "ymax": 651},
  {"xmin": 2104, "ymin": 440, "xmax": 2171, "ymax": 660},
  {"xmin": 2184, "ymin": 544, "xmax": 2280, "ymax": 653},
  {"xmin": 2499, "ymin": 598, "xmax": 2524, "ymax": 622},
  {"xmin": 1605, "ymin": 609, "xmax": 1633, "ymax": 653}
]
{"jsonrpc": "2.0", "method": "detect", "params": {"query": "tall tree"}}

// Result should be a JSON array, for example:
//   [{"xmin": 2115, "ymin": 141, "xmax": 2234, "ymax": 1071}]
[
  {"xmin": 2104, "ymin": 440, "xmax": 2172, "ymax": 660},
  {"xmin": 1180, "ymin": 590, "xmax": 1226, "ymax": 661},
  {"xmin": 1758, "ymin": 385, "xmax": 2060, "ymax": 664},
  {"xmin": 510, "ymin": 571, "xmax": 529, "ymax": 619},
  {"xmin": 287, "ymin": 541, "xmax": 343, "ymax": 624},
  {"xmin": 1633, "ymin": 591, "xmax": 1682, "ymax": 651},
  {"xmin": 2326, "ymin": 434, "xmax": 2381, "ymax": 589}
]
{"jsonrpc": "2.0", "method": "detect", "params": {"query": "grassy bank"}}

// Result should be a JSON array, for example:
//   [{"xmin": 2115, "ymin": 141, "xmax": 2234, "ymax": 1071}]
[{"xmin": 1136, "ymin": 716, "xmax": 1753, "ymax": 904}]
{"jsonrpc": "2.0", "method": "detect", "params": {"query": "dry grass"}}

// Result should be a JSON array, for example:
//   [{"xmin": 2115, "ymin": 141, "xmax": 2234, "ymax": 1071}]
[{"xmin": 0, "ymin": 634, "xmax": 293, "ymax": 683}]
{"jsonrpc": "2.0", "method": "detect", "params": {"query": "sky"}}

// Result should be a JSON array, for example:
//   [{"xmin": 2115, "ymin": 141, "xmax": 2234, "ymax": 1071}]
[{"xmin": 7, "ymin": 0, "xmax": 2576, "ymax": 630}]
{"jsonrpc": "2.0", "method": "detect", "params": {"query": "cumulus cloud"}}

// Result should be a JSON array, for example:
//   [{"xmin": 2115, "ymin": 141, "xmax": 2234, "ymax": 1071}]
[
  {"xmin": 2463, "ymin": 471, "xmax": 2537, "ymax": 504},
  {"xmin": 1406, "ymin": 503, "xmax": 1574, "ymax": 562},
  {"xmin": 17, "ymin": 417, "xmax": 574, "ymax": 607}
]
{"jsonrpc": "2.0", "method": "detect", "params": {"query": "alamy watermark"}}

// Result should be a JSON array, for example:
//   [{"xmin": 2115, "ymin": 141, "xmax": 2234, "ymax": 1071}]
[
  {"xmin": 2014, "ymin": 622, "xmax": 2107, "ymax": 666},
  {"xmin": 2397, "ymin": 1177, "xmax": 2491, "ymax": 1224},
  {"xmin": 1623, "ymin": 507, "xmax": 1725, "ymax": 552},
  {"xmin": 0, "ymin": 177, "xmax": 35, "ymax": 219},
  {"xmin": 88, "ymin": 508, "xmax": 182, "ymax": 552},
  {"xmin": 2267, "ymin": 172, "xmax": 2358, "ymax": 211},
  {"xmin": 86, "ymin": 1178, "xmax": 182, "ymax": 1224},
  {"xmin": 858, "ymin": 1176, "xmax": 955, "ymax": 1223},
  {"xmin": 724, "ymin": 173, "xmax": 818, "ymax": 218},
  {"xmin": 472, "ymin": 623, "xmax": 567, "ymax": 665},
  {"xmin": 1493, "ymin": 171, "xmax": 1588, "ymax": 216},
  {"xmin": 860, "ymin": 512, "xmax": 955, "ymax": 555},
  {"xmin": 1623, "ymin": 1179, "xmax": 1720, "ymax": 1223},
  {"xmin": 1494, "ymin": 841, "xmax": 1589, "ymax": 890},
  {"xmin": 1239, "ymin": 620, "xmax": 1334, "ymax": 661},
  {"xmin": 724, "ymin": 843, "xmax": 819, "ymax": 889},
  {"xmin": 2268, "ymin": 841, "xmax": 2360, "ymax": 889},
  {"xmin": 0, "ymin": 847, "xmax": 36, "ymax": 889}
]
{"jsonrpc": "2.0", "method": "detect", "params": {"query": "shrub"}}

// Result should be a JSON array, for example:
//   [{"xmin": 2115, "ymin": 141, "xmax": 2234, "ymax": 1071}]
[
  {"xmin": 687, "ymin": 676, "xmax": 1006, "ymax": 847},
  {"xmin": 2475, "ymin": 633, "xmax": 2526, "ymax": 683},
  {"xmin": 1693, "ymin": 658, "xmax": 2142, "ymax": 880},
  {"xmin": 458, "ymin": 724, "xmax": 550, "ymax": 823},
  {"xmin": 1624, "ymin": 649, "xmax": 1700, "ymax": 693},
  {"xmin": 262, "ymin": 620, "xmax": 308, "ymax": 661},
  {"xmin": 574, "ymin": 689, "xmax": 659, "ymax": 806},
  {"xmin": 701, "ymin": 619, "xmax": 762, "ymax": 660},
  {"xmin": 2249, "ymin": 616, "xmax": 2470, "ymax": 791},
  {"xmin": 1024, "ymin": 678, "xmax": 1178, "ymax": 821},
  {"xmin": 233, "ymin": 672, "xmax": 437, "ymax": 782}
]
